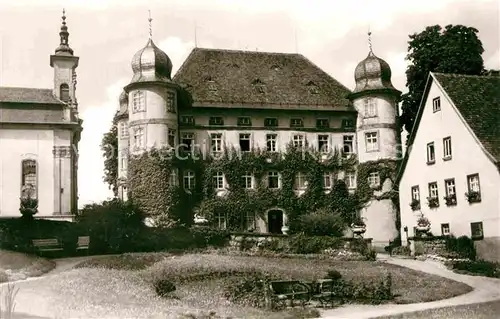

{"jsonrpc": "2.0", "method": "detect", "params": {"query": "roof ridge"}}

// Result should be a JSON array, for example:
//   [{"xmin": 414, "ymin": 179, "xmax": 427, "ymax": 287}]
[
  {"xmin": 433, "ymin": 72, "xmax": 499, "ymax": 78},
  {"xmin": 193, "ymin": 47, "xmax": 301, "ymax": 56},
  {"xmin": 0, "ymin": 86, "xmax": 53, "ymax": 91}
]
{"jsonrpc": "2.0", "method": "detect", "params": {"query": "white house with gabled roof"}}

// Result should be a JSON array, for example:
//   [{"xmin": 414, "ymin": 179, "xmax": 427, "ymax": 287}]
[{"xmin": 396, "ymin": 71, "xmax": 500, "ymax": 262}]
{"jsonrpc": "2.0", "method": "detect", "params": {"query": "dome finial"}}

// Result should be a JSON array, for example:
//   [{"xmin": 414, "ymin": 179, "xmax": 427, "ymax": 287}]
[
  {"xmin": 368, "ymin": 24, "xmax": 373, "ymax": 53},
  {"xmin": 55, "ymin": 8, "xmax": 73, "ymax": 55},
  {"xmin": 148, "ymin": 10, "xmax": 153, "ymax": 39}
]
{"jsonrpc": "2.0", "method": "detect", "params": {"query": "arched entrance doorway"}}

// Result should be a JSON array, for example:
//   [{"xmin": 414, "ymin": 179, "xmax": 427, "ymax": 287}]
[{"xmin": 267, "ymin": 209, "xmax": 284, "ymax": 234}]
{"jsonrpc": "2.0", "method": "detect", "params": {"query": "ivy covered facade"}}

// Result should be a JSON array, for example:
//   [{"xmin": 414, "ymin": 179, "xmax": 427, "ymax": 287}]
[{"xmin": 115, "ymin": 36, "xmax": 403, "ymax": 247}]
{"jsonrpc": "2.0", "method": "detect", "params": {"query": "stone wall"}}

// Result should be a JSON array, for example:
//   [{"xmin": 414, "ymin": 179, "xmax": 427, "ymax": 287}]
[
  {"xmin": 228, "ymin": 232, "xmax": 373, "ymax": 253},
  {"xmin": 408, "ymin": 237, "xmax": 448, "ymax": 257}
]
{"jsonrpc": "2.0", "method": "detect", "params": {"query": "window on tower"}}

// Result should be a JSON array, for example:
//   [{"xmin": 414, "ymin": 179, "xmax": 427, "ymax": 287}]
[
  {"xmin": 132, "ymin": 91, "xmax": 145, "ymax": 113},
  {"xmin": 168, "ymin": 129, "xmax": 176, "ymax": 148},
  {"xmin": 365, "ymin": 132, "xmax": 379, "ymax": 152},
  {"xmin": 364, "ymin": 98, "xmax": 378, "ymax": 118},
  {"xmin": 60, "ymin": 83, "xmax": 70, "ymax": 102},
  {"xmin": 166, "ymin": 92, "xmax": 176, "ymax": 113}
]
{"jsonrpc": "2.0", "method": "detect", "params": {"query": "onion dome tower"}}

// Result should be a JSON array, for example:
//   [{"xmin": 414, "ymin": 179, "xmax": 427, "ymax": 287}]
[
  {"xmin": 123, "ymin": 11, "xmax": 179, "ymax": 156},
  {"xmin": 348, "ymin": 30, "xmax": 402, "ymax": 249}
]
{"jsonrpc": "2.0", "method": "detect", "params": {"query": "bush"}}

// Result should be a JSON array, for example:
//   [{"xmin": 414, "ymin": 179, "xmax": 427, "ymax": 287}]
[
  {"xmin": 445, "ymin": 235, "xmax": 476, "ymax": 260},
  {"xmin": 329, "ymin": 274, "xmax": 393, "ymax": 303},
  {"xmin": 224, "ymin": 273, "xmax": 268, "ymax": 307},
  {"xmin": 288, "ymin": 234, "xmax": 343, "ymax": 254},
  {"xmin": 451, "ymin": 260, "xmax": 500, "ymax": 278},
  {"xmin": 295, "ymin": 209, "xmax": 345, "ymax": 237},
  {"xmin": 154, "ymin": 279, "xmax": 176, "ymax": 297},
  {"xmin": 75, "ymin": 199, "xmax": 146, "ymax": 254},
  {"xmin": 349, "ymin": 239, "xmax": 376, "ymax": 261}
]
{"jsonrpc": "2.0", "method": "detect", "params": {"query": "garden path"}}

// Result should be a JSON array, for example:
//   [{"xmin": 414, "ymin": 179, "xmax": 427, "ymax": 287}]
[{"xmin": 321, "ymin": 254, "xmax": 500, "ymax": 319}]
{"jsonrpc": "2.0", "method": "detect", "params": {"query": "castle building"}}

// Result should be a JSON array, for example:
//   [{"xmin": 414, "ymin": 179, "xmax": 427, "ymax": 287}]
[
  {"xmin": 0, "ymin": 11, "xmax": 82, "ymax": 219},
  {"xmin": 116, "ymin": 31, "xmax": 401, "ymax": 247}
]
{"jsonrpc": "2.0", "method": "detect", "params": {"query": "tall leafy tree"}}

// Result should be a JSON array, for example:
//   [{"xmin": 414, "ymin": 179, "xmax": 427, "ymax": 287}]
[
  {"xmin": 101, "ymin": 111, "xmax": 119, "ymax": 197},
  {"xmin": 400, "ymin": 24, "xmax": 485, "ymax": 137}
]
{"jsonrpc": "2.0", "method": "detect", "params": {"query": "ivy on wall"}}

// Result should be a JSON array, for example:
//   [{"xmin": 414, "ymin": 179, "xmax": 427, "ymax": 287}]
[{"xmin": 127, "ymin": 144, "xmax": 400, "ymax": 232}]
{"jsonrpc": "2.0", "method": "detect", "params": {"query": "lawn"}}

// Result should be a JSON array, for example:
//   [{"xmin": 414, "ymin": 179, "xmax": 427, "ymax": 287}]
[
  {"xmin": 12, "ymin": 252, "xmax": 473, "ymax": 318},
  {"xmin": 0, "ymin": 250, "xmax": 55, "ymax": 282}
]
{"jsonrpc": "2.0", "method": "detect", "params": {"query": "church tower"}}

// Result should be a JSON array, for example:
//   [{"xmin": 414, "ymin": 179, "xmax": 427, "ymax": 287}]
[
  {"xmin": 116, "ymin": 90, "xmax": 129, "ymax": 201},
  {"xmin": 123, "ymin": 12, "xmax": 179, "ymax": 156},
  {"xmin": 49, "ymin": 10, "xmax": 81, "ymax": 214},
  {"xmin": 348, "ymin": 32, "xmax": 402, "ymax": 248}
]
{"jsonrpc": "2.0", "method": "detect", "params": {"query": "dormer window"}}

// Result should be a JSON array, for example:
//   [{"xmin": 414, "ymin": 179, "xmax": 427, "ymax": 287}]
[
  {"xmin": 264, "ymin": 118, "xmax": 278, "ymax": 127},
  {"xmin": 60, "ymin": 83, "xmax": 70, "ymax": 102},
  {"xmin": 132, "ymin": 91, "xmax": 145, "ymax": 113},
  {"xmin": 204, "ymin": 76, "xmax": 217, "ymax": 91},
  {"xmin": 342, "ymin": 119, "xmax": 355, "ymax": 128},
  {"xmin": 270, "ymin": 64, "xmax": 281, "ymax": 71},
  {"xmin": 252, "ymin": 79, "xmax": 265, "ymax": 94},
  {"xmin": 306, "ymin": 81, "xmax": 319, "ymax": 94},
  {"xmin": 181, "ymin": 115, "xmax": 195, "ymax": 126}
]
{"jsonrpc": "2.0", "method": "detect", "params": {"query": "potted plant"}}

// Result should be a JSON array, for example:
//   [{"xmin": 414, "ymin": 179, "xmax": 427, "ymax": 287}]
[
  {"xmin": 427, "ymin": 196, "xmax": 439, "ymax": 208},
  {"xmin": 19, "ymin": 185, "xmax": 38, "ymax": 219},
  {"xmin": 465, "ymin": 191, "xmax": 481, "ymax": 203},
  {"xmin": 416, "ymin": 215, "xmax": 431, "ymax": 232},
  {"xmin": 444, "ymin": 194, "xmax": 457, "ymax": 206},
  {"xmin": 350, "ymin": 216, "xmax": 366, "ymax": 235},
  {"xmin": 410, "ymin": 199, "xmax": 420, "ymax": 211}
]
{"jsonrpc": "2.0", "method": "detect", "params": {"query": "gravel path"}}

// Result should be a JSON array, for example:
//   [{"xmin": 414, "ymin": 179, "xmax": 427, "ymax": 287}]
[{"xmin": 321, "ymin": 254, "xmax": 500, "ymax": 319}]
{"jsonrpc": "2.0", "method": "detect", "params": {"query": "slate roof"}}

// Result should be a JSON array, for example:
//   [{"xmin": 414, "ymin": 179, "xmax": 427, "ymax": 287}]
[
  {"xmin": 433, "ymin": 73, "xmax": 500, "ymax": 161},
  {"xmin": 173, "ymin": 48, "xmax": 353, "ymax": 110},
  {"xmin": 0, "ymin": 87, "xmax": 64, "ymax": 105},
  {"xmin": 396, "ymin": 72, "xmax": 500, "ymax": 183}
]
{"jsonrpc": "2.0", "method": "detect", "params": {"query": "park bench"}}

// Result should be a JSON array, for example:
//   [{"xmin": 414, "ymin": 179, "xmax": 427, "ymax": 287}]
[
  {"xmin": 268, "ymin": 280, "xmax": 310, "ymax": 308},
  {"xmin": 76, "ymin": 236, "xmax": 90, "ymax": 254},
  {"xmin": 32, "ymin": 238, "xmax": 63, "ymax": 254},
  {"xmin": 311, "ymin": 279, "xmax": 340, "ymax": 308}
]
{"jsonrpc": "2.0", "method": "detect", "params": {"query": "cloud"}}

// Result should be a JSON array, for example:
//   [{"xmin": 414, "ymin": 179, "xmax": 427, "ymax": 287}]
[{"xmin": 77, "ymin": 79, "xmax": 127, "ymax": 207}]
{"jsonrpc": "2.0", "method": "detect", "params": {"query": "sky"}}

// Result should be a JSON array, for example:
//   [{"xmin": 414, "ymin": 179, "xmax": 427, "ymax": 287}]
[{"xmin": 0, "ymin": 0, "xmax": 498, "ymax": 207}]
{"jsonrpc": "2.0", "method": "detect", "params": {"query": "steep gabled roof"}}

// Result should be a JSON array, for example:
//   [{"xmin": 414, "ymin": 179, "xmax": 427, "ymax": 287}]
[
  {"xmin": 0, "ymin": 87, "xmax": 64, "ymax": 105},
  {"xmin": 173, "ymin": 48, "xmax": 353, "ymax": 110},
  {"xmin": 396, "ymin": 72, "xmax": 500, "ymax": 184},
  {"xmin": 433, "ymin": 73, "xmax": 500, "ymax": 161}
]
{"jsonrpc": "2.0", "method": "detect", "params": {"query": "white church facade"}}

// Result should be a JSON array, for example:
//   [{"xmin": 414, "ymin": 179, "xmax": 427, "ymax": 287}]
[{"xmin": 0, "ymin": 12, "xmax": 82, "ymax": 219}]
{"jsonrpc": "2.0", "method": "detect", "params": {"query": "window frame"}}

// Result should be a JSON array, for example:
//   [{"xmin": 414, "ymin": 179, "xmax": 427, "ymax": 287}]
[
  {"xmin": 213, "ymin": 172, "xmax": 225, "ymax": 190},
  {"xmin": 264, "ymin": 117, "xmax": 278, "ymax": 127},
  {"xmin": 21, "ymin": 159, "xmax": 38, "ymax": 199},
  {"xmin": 365, "ymin": 131, "xmax": 379, "ymax": 152},
  {"xmin": 290, "ymin": 118, "xmax": 304, "ymax": 128},
  {"xmin": 266, "ymin": 134, "xmax": 277, "ymax": 152},
  {"xmin": 432, "ymin": 97, "xmax": 441, "ymax": 113},
  {"xmin": 367, "ymin": 171, "xmax": 380, "ymax": 188},
  {"xmin": 316, "ymin": 118, "xmax": 329, "ymax": 129},
  {"xmin": 183, "ymin": 170, "xmax": 195, "ymax": 190},
  {"xmin": 237, "ymin": 117, "xmax": 252, "ymax": 127},
  {"xmin": 443, "ymin": 136, "xmax": 452, "ymax": 160},
  {"xmin": 470, "ymin": 221, "xmax": 484, "ymax": 240},
  {"xmin": 318, "ymin": 134, "xmax": 329, "ymax": 153},
  {"xmin": 239, "ymin": 133, "xmax": 251, "ymax": 152},
  {"xmin": 268, "ymin": 171, "xmax": 280, "ymax": 189},
  {"xmin": 209, "ymin": 116, "xmax": 224, "ymax": 126},
  {"xmin": 132, "ymin": 91, "xmax": 146, "ymax": 113},
  {"xmin": 427, "ymin": 142, "xmax": 435, "ymax": 164},
  {"xmin": 441, "ymin": 223, "xmax": 450, "ymax": 236}
]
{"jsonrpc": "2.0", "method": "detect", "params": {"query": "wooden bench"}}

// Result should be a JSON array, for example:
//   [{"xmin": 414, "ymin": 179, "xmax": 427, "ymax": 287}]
[
  {"xmin": 76, "ymin": 236, "xmax": 90, "ymax": 253},
  {"xmin": 32, "ymin": 238, "xmax": 63, "ymax": 254},
  {"xmin": 269, "ymin": 280, "xmax": 310, "ymax": 309},
  {"xmin": 311, "ymin": 279, "xmax": 340, "ymax": 308}
]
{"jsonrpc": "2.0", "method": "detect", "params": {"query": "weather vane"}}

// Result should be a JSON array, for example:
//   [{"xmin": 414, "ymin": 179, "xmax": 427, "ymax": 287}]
[
  {"xmin": 148, "ymin": 10, "xmax": 153, "ymax": 39},
  {"xmin": 368, "ymin": 24, "xmax": 372, "ymax": 52}
]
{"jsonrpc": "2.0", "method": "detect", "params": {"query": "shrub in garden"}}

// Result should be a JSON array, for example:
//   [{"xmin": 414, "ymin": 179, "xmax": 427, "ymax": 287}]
[
  {"xmin": 349, "ymin": 239, "xmax": 377, "ymax": 261},
  {"xmin": 295, "ymin": 209, "xmax": 345, "ymax": 237},
  {"xmin": 445, "ymin": 235, "xmax": 476, "ymax": 260},
  {"xmin": 75, "ymin": 199, "xmax": 146, "ymax": 254},
  {"xmin": 287, "ymin": 233, "xmax": 343, "ymax": 254},
  {"xmin": 391, "ymin": 246, "xmax": 411, "ymax": 256},
  {"xmin": 451, "ymin": 260, "xmax": 500, "ymax": 278},
  {"xmin": 224, "ymin": 273, "xmax": 268, "ymax": 307},
  {"xmin": 154, "ymin": 279, "xmax": 177, "ymax": 297}
]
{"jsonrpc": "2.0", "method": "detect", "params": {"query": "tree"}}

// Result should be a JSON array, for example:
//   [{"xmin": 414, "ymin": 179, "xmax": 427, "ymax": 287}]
[
  {"xmin": 400, "ymin": 24, "xmax": 485, "ymax": 138},
  {"xmin": 101, "ymin": 111, "xmax": 119, "ymax": 197}
]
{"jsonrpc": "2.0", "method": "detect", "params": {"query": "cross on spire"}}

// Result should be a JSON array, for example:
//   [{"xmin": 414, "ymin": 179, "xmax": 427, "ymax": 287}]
[{"xmin": 148, "ymin": 10, "xmax": 153, "ymax": 39}]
